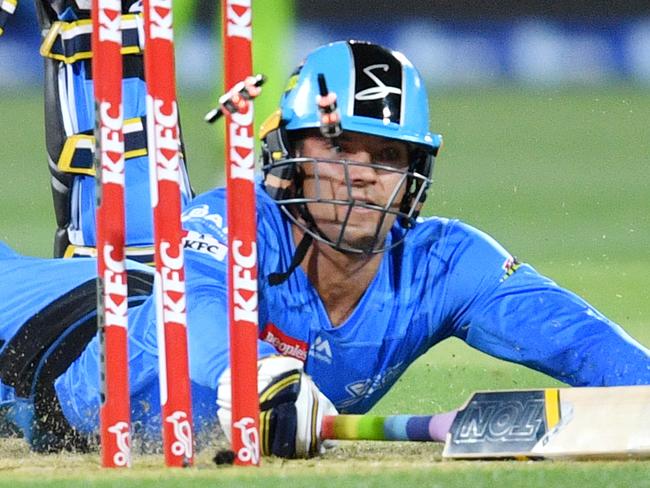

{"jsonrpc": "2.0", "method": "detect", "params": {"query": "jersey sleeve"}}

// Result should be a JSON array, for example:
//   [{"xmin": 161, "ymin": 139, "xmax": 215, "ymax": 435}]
[
  {"xmin": 180, "ymin": 191, "xmax": 278, "ymax": 389},
  {"xmin": 55, "ymin": 191, "xmax": 277, "ymax": 433},
  {"xmin": 441, "ymin": 222, "xmax": 650, "ymax": 386}
]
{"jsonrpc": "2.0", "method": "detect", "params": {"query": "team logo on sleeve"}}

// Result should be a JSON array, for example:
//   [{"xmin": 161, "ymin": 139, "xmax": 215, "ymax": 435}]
[
  {"xmin": 501, "ymin": 256, "xmax": 520, "ymax": 281},
  {"xmin": 181, "ymin": 204, "xmax": 228, "ymax": 242}
]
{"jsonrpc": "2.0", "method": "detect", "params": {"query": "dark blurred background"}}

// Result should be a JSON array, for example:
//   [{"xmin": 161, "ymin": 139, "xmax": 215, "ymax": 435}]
[
  {"xmin": 3, "ymin": 0, "xmax": 650, "ymax": 88},
  {"xmin": 297, "ymin": 0, "xmax": 650, "ymax": 20}
]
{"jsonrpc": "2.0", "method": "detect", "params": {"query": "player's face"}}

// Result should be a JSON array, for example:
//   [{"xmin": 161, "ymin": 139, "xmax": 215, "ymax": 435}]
[{"xmin": 294, "ymin": 131, "xmax": 410, "ymax": 252}]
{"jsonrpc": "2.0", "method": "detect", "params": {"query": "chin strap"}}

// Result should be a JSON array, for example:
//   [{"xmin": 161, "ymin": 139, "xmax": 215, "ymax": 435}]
[{"xmin": 268, "ymin": 233, "xmax": 313, "ymax": 286}]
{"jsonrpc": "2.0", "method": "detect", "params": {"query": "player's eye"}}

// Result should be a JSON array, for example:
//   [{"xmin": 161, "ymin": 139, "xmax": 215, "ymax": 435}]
[
  {"xmin": 377, "ymin": 146, "xmax": 408, "ymax": 169},
  {"xmin": 324, "ymin": 139, "xmax": 342, "ymax": 154}
]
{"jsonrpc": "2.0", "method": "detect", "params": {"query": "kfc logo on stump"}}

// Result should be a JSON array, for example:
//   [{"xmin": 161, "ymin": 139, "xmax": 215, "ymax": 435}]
[{"xmin": 226, "ymin": 0, "xmax": 252, "ymax": 40}]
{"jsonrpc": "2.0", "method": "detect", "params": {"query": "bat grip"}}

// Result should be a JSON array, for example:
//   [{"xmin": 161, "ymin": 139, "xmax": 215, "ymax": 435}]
[{"xmin": 321, "ymin": 410, "xmax": 457, "ymax": 442}]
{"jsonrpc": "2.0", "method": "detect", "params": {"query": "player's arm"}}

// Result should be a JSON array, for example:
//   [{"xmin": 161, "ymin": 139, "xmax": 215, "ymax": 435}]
[
  {"xmin": 182, "ymin": 194, "xmax": 337, "ymax": 458},
  {"xmin": 0, "ymin": 255, "xmax": 154, "ymax": 450},
  {"xmin": 183, "ymin": 191, "xmax": 336, "ymax": 458},
  {"xmin": 184, "ymin": 255, "xmax": 338, "ymax": 458},
  {"xmin": 442, "ymin": 221, "xmax": 650, "ymax": 386},
  {"xmin": 52, "ymin": 266, "xmax": 157, "ymax": 435}
]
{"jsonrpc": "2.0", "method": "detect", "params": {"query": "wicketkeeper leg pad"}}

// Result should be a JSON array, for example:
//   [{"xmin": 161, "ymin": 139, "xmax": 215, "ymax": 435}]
[{"xmin": 35, "ymin": 0, "xmax": 192, "ymax": 258}]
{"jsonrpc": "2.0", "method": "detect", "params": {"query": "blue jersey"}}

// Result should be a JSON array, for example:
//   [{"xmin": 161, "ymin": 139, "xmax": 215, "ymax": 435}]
[{"xmin": 1, "ymin": 184, "xmax": 649, "ymax": 443}]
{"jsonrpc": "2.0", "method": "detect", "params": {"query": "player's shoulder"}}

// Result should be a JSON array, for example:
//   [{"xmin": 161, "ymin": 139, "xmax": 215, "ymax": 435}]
[
  {"xmin": 406, "ymin": 215, "xmax": 451, "ymax": 239},
  {"xmin": 402, "ymin": 215, "xmax": 465, "ymax": 249},
  {"xmin": 181, "ymin": 183, "xmax": 286, "ymax": 245},
  {"xmin": 183, "ymin": 183, "xmax": 281, "ymax": 221},
  {"xmin": 404, "ymin": 216, "xmax": 511, "ymax": 261},
  {"xmin": 181, "ymin": 187, "xmax": 228, "ymax": 240},
  {"xmin": 184, "ymin": 185, "xmax": 227, "ymax": 213}
]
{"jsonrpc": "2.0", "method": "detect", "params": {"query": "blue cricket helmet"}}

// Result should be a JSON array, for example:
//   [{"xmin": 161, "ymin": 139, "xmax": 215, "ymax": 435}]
[
  {"xmin": 261, "ymin": 40, "xmax": 442, "ymax": 256},
  {"xmin": 280, "ymin": 40, "xmax": 441, "ymax": 152}
]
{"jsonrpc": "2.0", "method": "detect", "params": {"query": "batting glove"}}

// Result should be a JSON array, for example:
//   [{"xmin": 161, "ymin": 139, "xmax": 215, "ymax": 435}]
[{"xmin": 217, "ymin": 356, "xmax": 337, "ymax": 458}]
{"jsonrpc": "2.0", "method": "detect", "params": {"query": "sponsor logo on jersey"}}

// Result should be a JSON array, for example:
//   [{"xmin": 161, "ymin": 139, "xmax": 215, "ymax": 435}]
[
  {"xmin": 260, "ymin": 323, "xmax": 308, "ymax": 362},
  {"xmin": 182, "ymin": 230, "xmax": 227, "ymax": 262},
  {"xmin": 308, "ymin": 335, "xmax": 333, "ymax": 364}
]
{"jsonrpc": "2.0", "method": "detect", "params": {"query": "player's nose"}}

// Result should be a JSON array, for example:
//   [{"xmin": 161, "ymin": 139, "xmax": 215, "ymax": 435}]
[
  {"xmin": 349, "ymin": 164, "xmax": 377, "ymax": 186},
  {"xmin": 345, "ymin": 147, "xmax": 372, "ymax": 164},
  {"xmin": 345, "ymin": 149, "xmax": 377, "ymax": 184}
]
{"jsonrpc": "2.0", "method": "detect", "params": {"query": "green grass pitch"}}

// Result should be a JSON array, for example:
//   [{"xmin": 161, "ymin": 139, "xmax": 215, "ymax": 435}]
[{"xmin": 0, "ymin": 84, "xmax": 649, "ymax": 486}]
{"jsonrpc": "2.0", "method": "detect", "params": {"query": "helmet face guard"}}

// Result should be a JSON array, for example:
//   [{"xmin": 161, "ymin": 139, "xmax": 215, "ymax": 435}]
[
  {"xmin": 265, "ymin": 154, "xmax": 432, "ymax": 253},
  {"xmin": 262, "ymin": 40, "xmax": 442, "ymax": 254}
]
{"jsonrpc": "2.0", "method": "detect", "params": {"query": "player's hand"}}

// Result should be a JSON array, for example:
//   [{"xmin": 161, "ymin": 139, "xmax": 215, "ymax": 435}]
[{"xmin": 217, "ymin": 356, "xmax": 338, "ymax": 458}]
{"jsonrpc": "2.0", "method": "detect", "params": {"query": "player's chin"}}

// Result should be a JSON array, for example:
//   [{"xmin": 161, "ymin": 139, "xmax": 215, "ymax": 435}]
[
  {"xmin": 319, "ymin": 221, "xmax": 389, "ymax": 253},
  {"xmin": 343, "ymin": 235, "xmax": 385, "ymax": 253}
]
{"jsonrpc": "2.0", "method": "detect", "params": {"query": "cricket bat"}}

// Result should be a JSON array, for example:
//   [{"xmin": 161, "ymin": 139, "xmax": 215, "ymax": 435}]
[{"xmin": 322, "ymin": 386, "xmax": 650, "ymax": 460}]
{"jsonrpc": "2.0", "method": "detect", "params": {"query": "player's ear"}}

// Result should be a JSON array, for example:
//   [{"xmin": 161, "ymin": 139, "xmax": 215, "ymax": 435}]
[
  {"xmin": 290, "ymin": 136, "xmax": 303, "ymax": 158},
  {"xmin": 286, "ymin": 128, "xmax": 317, "ymax": 158}
]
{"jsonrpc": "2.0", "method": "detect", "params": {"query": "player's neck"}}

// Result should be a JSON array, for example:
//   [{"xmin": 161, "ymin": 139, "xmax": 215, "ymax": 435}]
[{"xmin": 294, "ymin": 228, "xmax": 383, "ymax": 327}]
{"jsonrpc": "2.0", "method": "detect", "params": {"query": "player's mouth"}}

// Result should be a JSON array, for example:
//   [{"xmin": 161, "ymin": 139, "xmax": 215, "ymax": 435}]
[{"xmin": 350, "ymin": 199, "xmax": 382, "ymax": 214}]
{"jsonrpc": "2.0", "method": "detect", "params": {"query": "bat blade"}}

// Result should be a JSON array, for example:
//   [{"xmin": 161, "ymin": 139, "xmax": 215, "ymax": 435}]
[{"xmin": 442, "ymin": 386, "xmax": 650, "ymax": 460}]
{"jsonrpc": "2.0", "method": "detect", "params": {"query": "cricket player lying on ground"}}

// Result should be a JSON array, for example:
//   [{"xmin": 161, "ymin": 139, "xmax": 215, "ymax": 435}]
[{"xmin": 0, "ymin": 40, "xmax": 649, "ymax": 458}]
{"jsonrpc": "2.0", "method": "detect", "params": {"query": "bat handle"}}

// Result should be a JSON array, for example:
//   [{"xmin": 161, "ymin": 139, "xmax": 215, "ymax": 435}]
[{"xmin": 321, "ymin": 410, "xmax": 457, "ymax": 442}]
